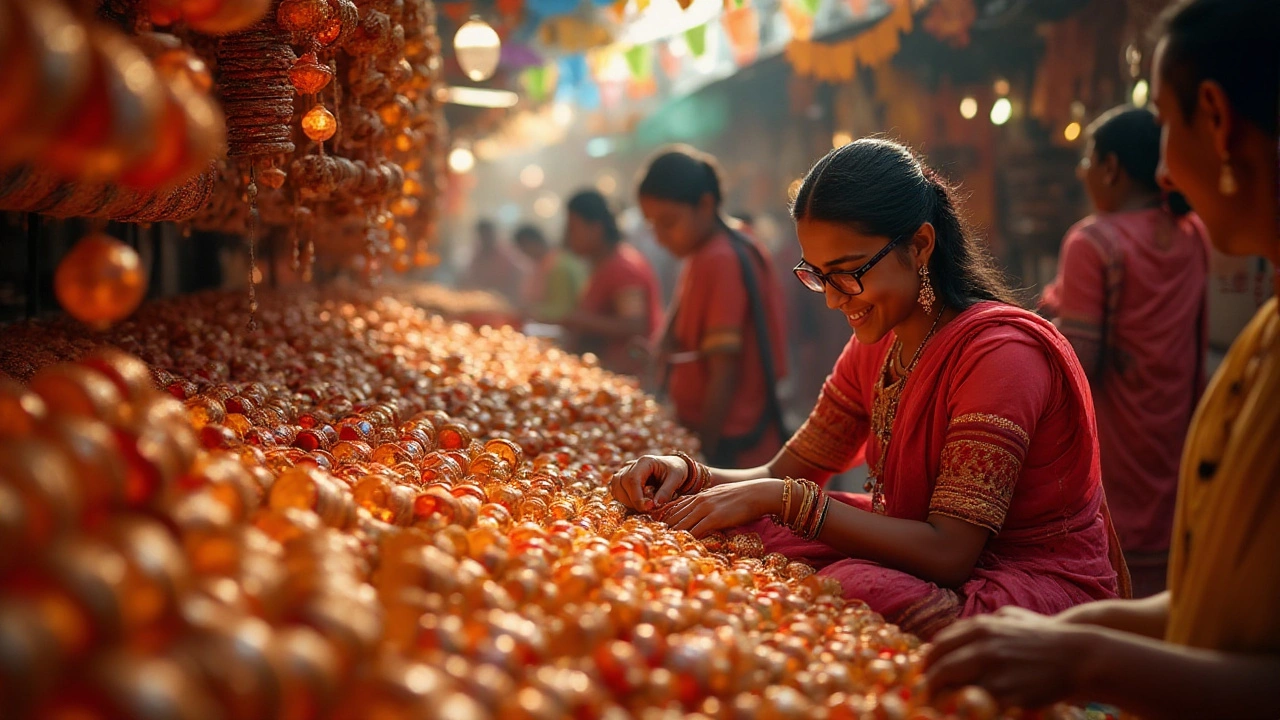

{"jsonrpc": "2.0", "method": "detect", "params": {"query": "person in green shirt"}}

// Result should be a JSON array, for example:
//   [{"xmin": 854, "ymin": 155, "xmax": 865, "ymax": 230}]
[{"xmin": 514, "ymin": 224, "xmax": 589, "ymax": 323}]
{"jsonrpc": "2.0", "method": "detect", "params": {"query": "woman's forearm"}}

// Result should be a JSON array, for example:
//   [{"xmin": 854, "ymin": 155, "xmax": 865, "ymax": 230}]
[
  {"xmin": 814, "ymin": 504, "xmax": 989, "ymax": 587},
  {"xmin": 1076, "ymin": 627, "xmax": 1280, "ymax": 719},
  {"xmin": 704, "ymin": 447, "xmax": 835, "ymax": 487},
  {"xmin": 1055, "ymin": 592, "xmax": 1169, "ymax": 639}
]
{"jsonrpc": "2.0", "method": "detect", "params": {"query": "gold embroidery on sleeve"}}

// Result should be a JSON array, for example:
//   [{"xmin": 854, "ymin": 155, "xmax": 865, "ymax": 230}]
[
  {"xmin": 785, "ymin": 384, "xmax": 868, "ymax": 473},
  {"xmin": 949, "ymin": 413, "xmax": 1031, "ymax": 445},
  {"xmin": 930, "ymin": 414, "xmax": 1031, "ymax": 534}
]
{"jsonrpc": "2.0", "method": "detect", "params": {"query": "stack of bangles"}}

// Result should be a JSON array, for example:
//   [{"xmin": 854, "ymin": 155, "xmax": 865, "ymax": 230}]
[
  {"xmin": 671, "ymin": 451, "xmax": 710, "ymax": 496},
  {"xmin": 774, "ymin": 477, "xmax": 831, "ymax": 541}
]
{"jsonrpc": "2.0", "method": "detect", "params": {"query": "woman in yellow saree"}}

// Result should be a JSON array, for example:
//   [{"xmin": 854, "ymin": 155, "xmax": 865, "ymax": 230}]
[{"xmin": 925, "ymin": 0, "xmax": 1280, "ymax": 717}]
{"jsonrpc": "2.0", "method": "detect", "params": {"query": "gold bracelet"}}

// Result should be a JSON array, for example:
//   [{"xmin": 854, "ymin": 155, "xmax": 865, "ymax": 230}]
[
  {"xmin": 792, "ymin": 481, "xmax": 815, "ymax": 535},
  {"xmin": 772, "ymin": 476, "xmax": 794, "ymax": 525},
  {"xmin": 671, "ymin": 451, "xmax": 700, "ymax": 494}
]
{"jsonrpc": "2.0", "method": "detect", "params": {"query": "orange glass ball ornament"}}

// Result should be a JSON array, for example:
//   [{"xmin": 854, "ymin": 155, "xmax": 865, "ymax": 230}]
[
  {"xmin": 118, "ymin": 81, "xmax": 224, "ymax": 190},
  {"xmin": 301, "ymin": 104, "xmax": 337, "ymax": 142},
  {"xmin": 389, "ymin": 196, "xmax": 418, "ymax": 218},
  {"xmin": 54, "ymin": 233, "xmax": 147, "ymax": 330}
]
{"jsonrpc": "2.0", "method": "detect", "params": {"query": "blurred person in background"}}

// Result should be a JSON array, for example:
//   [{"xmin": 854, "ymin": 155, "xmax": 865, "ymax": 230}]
[
  {"xmin": 513, "ymin": 224, "xmax": 588, "ymax": 324},
  {"xmin": 461, "ymin": 219, "xmax": 531, "ymax": 306},
  {"xmin": 562, "ymin": 190, "xmax": 663, "ymax": 378},
  {"xmin": 639, "ymin": 147, "xmax": 788, "ymax": 468},
  {"xmin": 1040, "ymin": 105, "xmax": 1210, "ymax": 597},
  {"xmin": 928, "ymin": 0, "xmax": 1280, "ymax": 715},
  {"xmin": 620, "ymin": 204, "xmax": 680, "ymax": 305}
]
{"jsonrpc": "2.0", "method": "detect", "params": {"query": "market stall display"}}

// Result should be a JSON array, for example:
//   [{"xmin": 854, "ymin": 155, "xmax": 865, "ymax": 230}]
[
  {"xmin": 0, "ymin": 288, "xmax": 1092, "ymax": 720},
  {"xmin": 1, "ymin": 0, "xmax": 448, "ymax": 321}
]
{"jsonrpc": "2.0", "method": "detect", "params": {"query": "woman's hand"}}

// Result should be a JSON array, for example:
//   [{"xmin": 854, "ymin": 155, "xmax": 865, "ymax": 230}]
[
  {"xmin": 654, "ymin": 478, "xmax": 783, "ymax": 537},
  {"xmin": 925, "ymin": 606, "xmax": 1096, "ymax": 710},
  {"xmin": 608, "ymin": 455, "xmax": 688, "ymax": 512}
]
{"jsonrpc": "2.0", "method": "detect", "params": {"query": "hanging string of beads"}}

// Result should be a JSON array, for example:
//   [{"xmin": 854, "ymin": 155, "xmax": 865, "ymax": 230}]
[{"xmin": 246, "ymin": 165, "xmax": 260, "ymax": 330}]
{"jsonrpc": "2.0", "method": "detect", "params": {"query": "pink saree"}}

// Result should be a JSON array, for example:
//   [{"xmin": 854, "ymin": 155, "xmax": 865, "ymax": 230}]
[{"xmin": 750, "ymin": 302, "xmax": 1128, "ymax": 638}]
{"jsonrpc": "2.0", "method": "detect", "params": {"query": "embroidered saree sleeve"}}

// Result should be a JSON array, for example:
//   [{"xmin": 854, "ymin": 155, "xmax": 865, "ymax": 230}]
[
  {"xmin": 929, "ymin": 336, "xmax": 1052, "ymax": 534},
  {"xmin": 784, "ymin": 338, "xmax": 874, "ymax": 475}
]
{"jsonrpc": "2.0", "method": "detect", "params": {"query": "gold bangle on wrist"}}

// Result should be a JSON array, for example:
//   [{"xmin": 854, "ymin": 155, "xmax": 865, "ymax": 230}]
[
  {"xmin": 671, "ymin": 450, "xmax": 712, "ymax": 496},
  {"xmin": 772, "ymin": 476, "xmax": 794, "ymax": 525}
]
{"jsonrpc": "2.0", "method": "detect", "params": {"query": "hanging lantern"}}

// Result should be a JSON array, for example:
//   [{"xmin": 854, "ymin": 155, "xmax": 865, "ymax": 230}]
[
  {"xmin": 289, "ymin": 52, "xmax": 334, "ymax": 94},
  {"xmin": 54, "ymin": 233, "xmax": 147, "ymax": 330},
  {"xmin": 259, "ymin": 166, "xmax": 288, "ymax": 188},
  {"xmin": 302, "ymin": 104, "xmax": 337, "ymax": 142},
  {"xmin": 276, "ymin": 0, "xmax": 332, "ymax": 33},
  {"xmin": 454, "ymin": 18, "xmax": 501, "ymax": 82}
]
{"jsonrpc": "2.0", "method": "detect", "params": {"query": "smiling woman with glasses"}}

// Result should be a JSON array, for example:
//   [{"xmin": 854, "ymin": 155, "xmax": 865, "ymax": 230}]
[{"xmin": 609, "ymin": 137, "xmax": 1129, "ymax": 640}]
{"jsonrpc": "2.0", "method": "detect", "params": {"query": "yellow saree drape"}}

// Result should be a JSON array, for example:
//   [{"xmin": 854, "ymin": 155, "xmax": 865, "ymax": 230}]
[{"xmin": 1166, "ymin": 297, "xmax": 1280, "ymax": 652}]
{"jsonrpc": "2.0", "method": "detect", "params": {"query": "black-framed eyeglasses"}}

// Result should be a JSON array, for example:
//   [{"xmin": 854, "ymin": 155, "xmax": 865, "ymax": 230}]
[{"xmin": 793, "ymin": 234, "xmax": 906, "ymax": 296}]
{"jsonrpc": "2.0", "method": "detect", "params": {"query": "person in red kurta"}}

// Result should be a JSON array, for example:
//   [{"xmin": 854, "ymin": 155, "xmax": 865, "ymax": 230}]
[
  {"xmin": 638, "ymin": 147, "xmax": 788, "ymax": 468},
  {"xmin": 562, "ymin": 190, "xmax": 662, "ymax": 378},
  {"xmin": 610, "ymin": 139, "xmax": 1127, "ymax": 639},
  {"xmin": 1040, "ymin": 107, "xmax": 1209, "ymax": 597}
]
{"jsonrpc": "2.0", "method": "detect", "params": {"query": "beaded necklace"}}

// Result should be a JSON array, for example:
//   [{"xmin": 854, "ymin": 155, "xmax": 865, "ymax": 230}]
[{"xmin": 865, "ymin": 309, "xmax": 945, "ymax": 513}]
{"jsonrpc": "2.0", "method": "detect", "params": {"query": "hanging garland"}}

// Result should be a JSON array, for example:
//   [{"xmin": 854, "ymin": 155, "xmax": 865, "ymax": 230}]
[{"xmin": 784, "ymin": 0, "xmax": 913, "ymax": 82}]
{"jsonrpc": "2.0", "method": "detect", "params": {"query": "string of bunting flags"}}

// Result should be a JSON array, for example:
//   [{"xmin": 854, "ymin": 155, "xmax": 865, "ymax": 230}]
[
  {"xmin": 466, "ymin": 0, "xmax": 951, "ymax": 158},
  {"xmin": 516, "ymin": 0, "xmax": 931, "ymax": 105}
]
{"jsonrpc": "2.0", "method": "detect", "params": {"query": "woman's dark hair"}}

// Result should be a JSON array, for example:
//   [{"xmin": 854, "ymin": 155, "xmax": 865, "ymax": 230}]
[
  {"xmin": 637, "ymin": 145, "xmax": 723, "ymax": 208},
  {"xmin": 1089, "ymin": 106, "xmax": 1192, "ymax": 217},
  {"xmin": 1155, "ymin": 0, "xmax": 1278, "ymax": 137},
  {"xmin": 566, "ymin": 190, "xmax": 622, "ymax": 247},
  {"xmin": 791, "ymin": 138, "xmax": 1017, "ymax": 310}
]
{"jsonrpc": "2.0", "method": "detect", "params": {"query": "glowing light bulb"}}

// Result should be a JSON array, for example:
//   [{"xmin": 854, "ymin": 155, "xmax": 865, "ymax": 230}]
[
  {"xmin": 832, "ymin": 131, "xmax": 853, "ymax": 148},
  {"xmin": 448, "ymin": 147, "xmax": 476, "ymax": 174},
  {"xmin": 454, "ymin": 18, "xmax": 501, "ymax": 82},
  {"xmin": 959, "ymin": 96, "xmax": 978, "ymax": 120},
  {"xmin": 1063, "ymin": 122, "xmax": 1081, "ymax": 142},
  {"xmin": 990, "ymin": 97, "xmax": 1012, "ymax": 126},
  {"xmin": 1131, "ymin": 79, "xmax": 1149, "ymax": 108}
]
